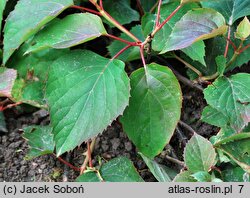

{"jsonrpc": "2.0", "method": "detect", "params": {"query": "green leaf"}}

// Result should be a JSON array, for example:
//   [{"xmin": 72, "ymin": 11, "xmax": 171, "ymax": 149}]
[
  {"xmin": 202, "ymin": 106, "xmax": 229, "ymax": 129},
  {"xmin": 184, "ymin": 134, "xmax": 216, "ymax": 172},
  {"xmin": 7, "ymin": 43, "xmax": 69, "ymax": 108},
  {"xmin": 23, "ymin": 126, "xmax": 55, "ymax": 160},
  {"xmin": 0, "ymin": 67, "xmax": 17, "ymax": 98},
  {"xmin": 0, "ymin": 112, "xmax": 7, "ymax": 133},
  {"xmin": 0, "ymin": 0, "xmax": 6, "ymax": 32},
  {"xmin": 108, "ymin": 25, "xmax": 145, "ymax": 62},
  {"xmin": 173, "ymin": 171, "xmax": 196, "ymax": 182},
  {"xmin": 76, "ymin": 157, "xmax": 143, "ymax": 182},
  {"xmin": 26, "ymin": 13, "xmax": 107, "ymax": 54},
  {"xmin": 161, "ymin": 8, "xmax": 227, "ymax": 53},
  {"xmin": 201, "ymin": 0, "xmax": 250, "ymax": 26},
  {"xmin": 46, "ymin": 50, "xmax": 130, "ymax": 156},
  {"xmin": 103, "ymin": 0, "xmax": 139, "ymax": 27},
  {"xmin": 181, "ymin": 41, "xmax": 206, "ymax": 66},
  {"xmin": 222, "ymin": 166, "xmax": 248, "ymax": 182},
  {"xmin": 203, "ymin": 73, "xmax": 250, "ymax": 132},
  {"xmin": 216, "ymin": 55, "xmax": 227, "ymax": 76},
  {"xmin": 120, "ymin": 63, "xmax": 182, "ymax": 158},
  {"xmin": 191, "ymin": 171, "xmax": 211, "ymax": 182},
  {"xmin": 140, "ymin": 153, "xmax": 175, "ymax": 182},
  {"xmin": 3, "ymin": 0, "xmax": 74, "ymax": 64},
  {"xmin": 215, "ymin": 133, "xmax": 250, "ymax": 173},
  {"xmin": 235, "ymin": 17, "xmax": 250, "ymax": 40},
  {"xmin": 142, "ymin": 2, "xmax": 200, "ymax": 52},
  {"xmin": 210, "ymin": 128, "xmax": 235, "ymax": 145}
]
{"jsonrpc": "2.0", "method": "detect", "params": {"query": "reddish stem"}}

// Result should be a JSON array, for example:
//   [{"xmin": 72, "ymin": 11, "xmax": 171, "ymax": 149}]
[
  {"xmin": 71, "ymin": 5, "xmax": 101, "ymax": 16},
  {"xmin": 0, "ymin": 102, "xmax": 22, "ymax": 111},
  {"xmin": 87, "ymin": 141, "xmax": 93, "ymax": 168},
  {"xmin": 155, "ymin": 5, "xmax": 182, "ymax": 35},
  {"xmin": 112, "ymin": 45, "xmax": 133, "ymax": 60},
  {"xmin": 55, "ymin": 155, "xmax": 81, "ymax": 172},
  {"xmin": 105, "ymin": 34, "xmax": 140, "ymax": 46},
  {"xmin": 155, "ymin": 0, "xmax": 162, "ymax": 27},
  {"xmin": 239, "ymin": 43, "xmax": 250, "ymax": 54},
  {"xmin": 99, "ymin": 0, "xmax": 103, "ymax": 9},
  {"xmin": 224, "ymin": 26, "xmax": 231, "ymax": 58},
  {"xmin": 140, "ymin": 45, "xmax": 146, "ymax": 68},
  {"xmin": 224, "ymin": 36, "xmax": 237, "ymax": 51}
]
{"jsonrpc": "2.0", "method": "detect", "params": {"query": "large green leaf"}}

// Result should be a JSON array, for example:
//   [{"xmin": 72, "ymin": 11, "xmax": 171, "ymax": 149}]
[
  {"xmin": 161, "ymin": 8, "xmax": 227, "ymax": 53},
  {"xmin": 23, "ymin": 126, "xmax": 55, "ymax": 160},
  {"xmin": 140, "ymin": 153, "xmax": 175, "ymax": 182},
  {"xmin": 26, "ymin": 13, "xmax": 107, "ymax": 54},
  {"xmin": 184, "ymin": 134, "xmax": 216, "ymax": 173},
  {"xmin": 120, "ymin": 63, "xmax": 182, "ymax": 158},
  {"xmin": 108, "ymin": 25, "xmax": 145, "ymax": 62},
  {"xmin": 0, "ymin": 0, "xmax": 6, "ymax": 31},
  {"xmin": 215, "ymin": 133, "xmax": 250, "ymax": 173},
  {"xmin": 76, "ymin": 157, "xmax": 143, "ymax": 182},
  {"xmin": 142, "ymin": 2, "xmax": 200, "ymax": 52},
  {"xmin": 203, "ymin": 73, "xmax": 250, "ymax": 132},
  {"xmin": 0, "ymin": 67, "xmax": 17, "ymax": 98},
  {"xmin": 3, "ymin": 0, "xmax": 73, "ymax": 64},
  {"xmin": 201, "ymin": 0, "xmax": 250, "ymax": 26},
  {"xmin": 103, "ymin": 0, "xmax": 139, "ymax": 27},
  {"xmin": 46, "ymin": 50, "xmax": 130, "ymax": 156}
]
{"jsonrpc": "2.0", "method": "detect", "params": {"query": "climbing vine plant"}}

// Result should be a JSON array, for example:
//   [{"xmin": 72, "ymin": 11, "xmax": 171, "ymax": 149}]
[{"xmin": 0, "ymin": 0, "xmax": 250, "ymax": 182}]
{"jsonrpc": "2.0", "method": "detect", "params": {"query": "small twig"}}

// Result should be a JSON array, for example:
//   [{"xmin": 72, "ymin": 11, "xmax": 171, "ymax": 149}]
[
  {"xmin": 224, "ymin": 26, "xmax": 231, "ymax": 58},
  {"xmin": 223, "ymin": 35, "xmax": 237, "ymax": 51},
  {"xmin": 136, "ymin": 0, "xmax": 144, "ymax": 17},
  {"xmin": 105, "ymin": 34, "xmax": 139, "ymax": 46},
  {"xmin": 71, "ymin": 5, "xmax": 101, "ymax": 16},
  {"xmin": 178, "ymin": 120, "xmax": 197, "ymax": 135},
  {"xmin": 53, "ymin": 154, "xmax": 80, "ymax": 172},
  {"xmin": 175, "ymin": 126, "xmax": 188, "ymax": 147},
  {"xmin": 155, "ymin": 56, "xmax": 204, "ymax": 91},
  {"xmin": 87, "ymin": 141, "xmax": 93, "ymax": 168},
  {"xmin": 155, "ymin": 0, "xmax": 162, "ymax": 27},
  {"xmin": 80, "ymin": 138, "xmax": 96, "ymax": 175},
  {"xmin": 112, "ymin": 45, "xmax": 133, "ymax": 60},
  {"xmin": 173, "ymin": 53, "xmax": 203, "ymax": 77},
  {"xmin": 239, "ymin": 43, "xmax": 250, "ymax": 54},
  {"xmin": 165, "ymin": 155, "xmax": 185, "ymax": 167}
]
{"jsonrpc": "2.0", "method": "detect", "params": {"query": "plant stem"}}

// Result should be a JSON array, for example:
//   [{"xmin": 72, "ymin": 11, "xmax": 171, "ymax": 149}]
[
  {"xmin": 155, "ymin": 0, "xmax": 162, "ymax": 27},
  {"xmin": 80, "ymin": 138, "xmax": 96, "ymax": 174},
  {"xmin": 178, "ymin": 120, "xmax": 197, "ymax": 135},
  {"xmin": 239, "ymin": 43, "xmax": 250, "ymax": 54},
  {"xmin": 0, "ymin": 102, "xmax": 22, "ymax": 111},
  {"xmin": 150, "ymin": 1, "xmax": 160, "ymax": 13},
  {"xmin": 71, "ymin": 5, "xmax": 102, "ymax": 16},
  {"xmin": 140, "ymin": 45, "xmax": 147, "ymax": 72},
  {"xmin": 223, "ymin": 35, "xmax": 237, "ymax": 51},
  {"xmin": 112, "ymin": 45, "xmax": 133, "ymax": 60},
  {"xmin": 105, "ymin": 34, "xmax": 139, "ymax": 46},
  {"xmin": 173, "ymin": 53, "xmax": 203, "ymax": 77},
  {"xmin": 53, "ymin": 154, "xmax": 81, "ymax": 172},
  {"xmin": 152, "ymin": 4, "xmax": 183, "ymax": 37},
  {"xmin": 165, "ymin": 155, "xmax": 185, "ymax": 167},
  {"xmin": 136, "ymin": 0, "xmax": 144, "ymax": 17},
  {"xmin": 224, "ymin": 26, "xmax": 231, "ymax": 58},
  {"xmin": 199, "ymin": 72, "xmax": 219, "ymax": 81}
]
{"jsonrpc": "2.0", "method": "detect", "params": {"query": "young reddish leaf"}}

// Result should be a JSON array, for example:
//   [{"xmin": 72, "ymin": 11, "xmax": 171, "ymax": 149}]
[
  {"xmin": 76, "ymin": 157, "xmax": 143, "ymax": 182},
  {"xmin": 3, "ymin": 0, "xmax": 74, "ymax": 64},
  {"xmin": 204, "ymin": 73, "xmax": 250, "ymax": 132},
  {"xmin": 46, "ymin": 50, "xmax": 130, "ymax": 156},
  {"xmin": 235, "ymin": 17, "xmax": 250, "ymax": 40},
  {"xmin": 184, "ymin": 134, "xmax": 216, "ymax": 173},
  {"xmin": 26, "ymin": 13, "xmax": 107, "ymax": 54},
  {"xmin": 120, "ymin": 63, "xmax": 182, "ymax": 158},
  {"xmin": 0, "ymin": 68, "xmax": 17, "ymax": 98},
  {"xmin": 160, "ymin": 8, "xmax": 227, "ymax": 53}
]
